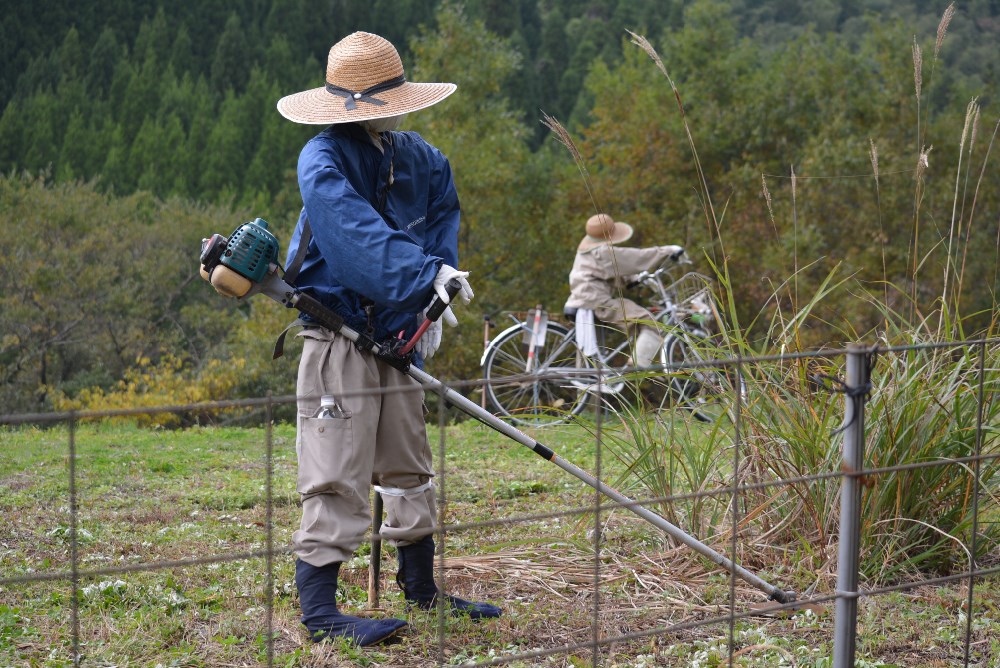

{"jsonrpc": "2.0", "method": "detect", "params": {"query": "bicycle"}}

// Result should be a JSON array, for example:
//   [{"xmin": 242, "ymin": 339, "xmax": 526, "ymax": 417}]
[{"xmin": 480, "ymin": 266, "xmax": 739, "ymax": 427}]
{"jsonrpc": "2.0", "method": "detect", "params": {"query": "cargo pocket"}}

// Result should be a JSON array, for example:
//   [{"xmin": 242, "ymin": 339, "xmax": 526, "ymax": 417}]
[{"xmin": 297, "ymin": 414, "xmax": 356, "ymax": 497}]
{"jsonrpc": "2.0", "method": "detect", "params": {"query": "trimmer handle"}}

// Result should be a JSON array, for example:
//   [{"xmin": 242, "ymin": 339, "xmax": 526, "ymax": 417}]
[
  {"xmin": 425, "ymin": 278, "xmax": 463, "ymax": 322},
  {"xmin": 397, "ymin": 278, "xmax": 464, "ymax": 357}
]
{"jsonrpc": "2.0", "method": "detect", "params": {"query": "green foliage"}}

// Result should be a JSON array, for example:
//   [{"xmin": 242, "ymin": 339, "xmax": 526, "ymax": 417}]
[{"xmin": 0, "ymin": 174, "xmax": 254, "ymax": 415}]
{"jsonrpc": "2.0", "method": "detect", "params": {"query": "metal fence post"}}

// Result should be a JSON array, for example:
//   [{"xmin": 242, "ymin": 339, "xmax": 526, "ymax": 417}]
[{"xmin": 833, "ymin": 344, "xmax": 871, "ymax": 667}]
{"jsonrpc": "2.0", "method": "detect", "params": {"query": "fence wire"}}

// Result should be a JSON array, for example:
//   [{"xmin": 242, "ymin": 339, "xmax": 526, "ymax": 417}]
[{"xmin": 0, "ymin": 338, "xmax": 997, "ymax": 667}]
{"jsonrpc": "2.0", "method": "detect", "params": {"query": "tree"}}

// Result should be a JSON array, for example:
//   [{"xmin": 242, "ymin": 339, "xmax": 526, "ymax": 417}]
[
  {"xmin": 211, "ymin": 13, "xmax": 251, "ymax": 94},
  {"xmin": 0, "ymin": 102, "xmax": 28, "ymax": 174},
  {"xmin": 87, "ymin": 28, "xmax": 124, "ymax": 98},
  {"xmin": 243, "ymin": 65, "xmax": 307, "ymax": 208},
  {"xmin": 170, "ymin": 24, "xmax": 195, "ymax": 77},
  {"xmin": 133, "ymin": 7, "xmax": 172, "ymax": 64},
  {"xmin": 56, "ymin": 27, "xmax": 85, "ymax": 85},
  {"xmin": 0, "ymin": 174, "xmax": 257, "ymax": 414},
  {"xmin": 20, "ymin": 93, "xmax": 60, "ymax": 173},
  {"xmin": 56, "ymin": 111, "xmax": 91, "ymax": 182},
  {"xmin": 200, "ymin": 90, "xmax": 251, "ymax": 198},
  {"xmin": 118, "ymin": 52, "xmax": 162, "ymax": 145}
]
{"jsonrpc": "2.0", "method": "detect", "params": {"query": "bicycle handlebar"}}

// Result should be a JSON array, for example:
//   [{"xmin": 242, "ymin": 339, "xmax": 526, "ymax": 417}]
[
  {"xmin": 633, "ymin": 250, "xmax": 689, "ymax": 283},
  {"xmin": 634, "ymin": 266, "xmax": 668, "ymax": 285}
]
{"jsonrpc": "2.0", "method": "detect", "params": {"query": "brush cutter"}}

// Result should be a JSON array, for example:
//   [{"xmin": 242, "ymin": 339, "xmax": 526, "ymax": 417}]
[{"xmin": 199, "ymin": 218, "xmax": 811, "ymax": 612}]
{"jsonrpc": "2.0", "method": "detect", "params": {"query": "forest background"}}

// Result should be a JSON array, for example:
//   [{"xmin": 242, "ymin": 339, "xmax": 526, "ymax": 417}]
[{"xmin": 1, "ymin": 0, "xmax": 998, "ymax": 418}]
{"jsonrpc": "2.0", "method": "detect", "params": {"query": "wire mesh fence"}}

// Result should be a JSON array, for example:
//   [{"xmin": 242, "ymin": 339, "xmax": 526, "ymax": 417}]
[{"xmin": 1, "ymin": 337, "xmax": 997, "ymax": 666}]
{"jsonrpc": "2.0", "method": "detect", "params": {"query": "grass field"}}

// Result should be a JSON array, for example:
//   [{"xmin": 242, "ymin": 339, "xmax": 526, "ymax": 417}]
[{"xmin": 1, "ymin": 412, "xmax": 998, "ymax": 667}]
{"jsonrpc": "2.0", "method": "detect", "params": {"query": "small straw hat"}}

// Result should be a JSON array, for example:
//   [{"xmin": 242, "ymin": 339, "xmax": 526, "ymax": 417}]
[
  {"xmin": 277, "ymin": 31, "xmax": 456, "ymax": 125},
  {"xmin": 578, "ymin": 213, "xmax": 634, "ymax": 252}
]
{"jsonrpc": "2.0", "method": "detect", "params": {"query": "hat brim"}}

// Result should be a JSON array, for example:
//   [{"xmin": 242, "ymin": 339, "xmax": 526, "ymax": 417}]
[
  {"xmin": 277, "ymin": 82, "xmax": 457, "ymax": 125},
  {"xmin": 578, "ymin": 221, "xmax": 634, "ymax": 252}
]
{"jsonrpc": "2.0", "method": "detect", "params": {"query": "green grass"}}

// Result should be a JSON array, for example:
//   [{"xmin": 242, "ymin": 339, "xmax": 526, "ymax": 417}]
[{"xmin": 1, "ymin": 417, "xmax": 998, "ymax": 667}]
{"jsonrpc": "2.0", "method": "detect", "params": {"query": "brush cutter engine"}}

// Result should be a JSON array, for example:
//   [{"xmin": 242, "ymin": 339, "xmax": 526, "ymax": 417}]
[{"xmin": 199, "ymin": 217, "xmax": 281, "ymax": 298}]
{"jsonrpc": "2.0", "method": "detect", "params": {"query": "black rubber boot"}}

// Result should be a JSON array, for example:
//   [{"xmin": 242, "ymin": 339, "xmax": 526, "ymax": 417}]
[
  {"xmin": 396, "ymin": 535, "xmax": 502, "ymax": 620},
  {"xmin": 295, "ymin": 560, "xmax": 407, "ymax": 645}
]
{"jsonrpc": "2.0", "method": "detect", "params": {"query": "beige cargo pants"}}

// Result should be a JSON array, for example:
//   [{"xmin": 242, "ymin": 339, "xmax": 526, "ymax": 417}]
[{"xmin": 293, "ymin": 327, "xmax": 437, "ymax": 567}]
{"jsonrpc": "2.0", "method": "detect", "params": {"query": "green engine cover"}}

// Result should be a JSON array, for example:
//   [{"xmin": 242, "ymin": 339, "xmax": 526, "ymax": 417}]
[{"xmin": 223, "ymin": 218, "xmax": 280, "ymax": 282}]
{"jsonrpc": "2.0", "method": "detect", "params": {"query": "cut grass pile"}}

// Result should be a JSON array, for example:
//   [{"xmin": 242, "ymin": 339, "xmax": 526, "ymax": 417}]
[{"xmin": 1, "ymin": 417, "xmax": 998, "ymax": 667}]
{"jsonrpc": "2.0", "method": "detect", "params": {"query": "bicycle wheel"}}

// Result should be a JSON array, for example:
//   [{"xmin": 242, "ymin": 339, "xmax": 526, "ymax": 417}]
[
  {"xmin": 662, "ymin": 332, "xmax": 741, "ymax": 422},
  {"xmin": 483, "ymin": 322, "xmax": 593, "ymax": 426}
]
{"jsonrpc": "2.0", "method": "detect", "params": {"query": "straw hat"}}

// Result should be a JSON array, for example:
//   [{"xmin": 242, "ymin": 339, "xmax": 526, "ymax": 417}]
[
  {"xmin": 578, "ymin": 213, "xmax": 634, "ymax": 252},
  {"xmin": 277, "ymin": 31, "xmax": 456, "ymax": 125}
]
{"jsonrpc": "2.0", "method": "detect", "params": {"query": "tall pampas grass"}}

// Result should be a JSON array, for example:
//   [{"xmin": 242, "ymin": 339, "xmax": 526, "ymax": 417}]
[
  {"xmin": 909, "ymin": 145, "xmax": 932, "ymax": 315},
  {"xmin": 961, "ymin": 118, "xmax": 1000, "ymax": 297},
  {"xmin": 941, "ymin": 98, "xmax": 979, "ymax": 331},
  {"xmin": 936, "ymin": 2, "xmax": 956, "ymax": 58},
  {"xmin": 910, "ymin": 3, "xmax": 956, "ymax": 320},
  {"xmin": 869, "ymin": 138, "xmax": 889, "ymax": 317},
  {"xmin": 913, "ymin": 37, "xmax": 923, "ymax": 151}
]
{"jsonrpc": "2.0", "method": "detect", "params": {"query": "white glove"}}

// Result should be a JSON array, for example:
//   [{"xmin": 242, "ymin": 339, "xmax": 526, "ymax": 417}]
[
  {"xmin": 415, "ymin": 309, "xmax": 443, "ymax": 359},
  {"xmin": 434, "ymin": 264, "xmax": 474, "ymax": 306},
  {"xmin": 439, "ymin": 304, "xmax": 458, "ymax": 327},
  {"xmin": 659, "ymin": 245, "xmax": 686, "ymax": 264},
  {"xmin": 661, "ymin": 245, "xmax": 685, "ymax": 260}
]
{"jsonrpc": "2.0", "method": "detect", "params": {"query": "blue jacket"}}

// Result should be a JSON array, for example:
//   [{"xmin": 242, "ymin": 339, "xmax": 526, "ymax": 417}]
[{"xmin": 285, "ymin": 124, "xmax": 460, "ymax": 354}]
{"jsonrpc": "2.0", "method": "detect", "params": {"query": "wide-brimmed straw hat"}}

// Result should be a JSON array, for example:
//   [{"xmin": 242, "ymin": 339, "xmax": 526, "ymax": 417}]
[
  {"xmin": 578, "ymin": 213, "xmax": 634, "ymax": 252},
  {"xmin": 277, "ymin": 31, "xmax": 456, "ymax": 125}
]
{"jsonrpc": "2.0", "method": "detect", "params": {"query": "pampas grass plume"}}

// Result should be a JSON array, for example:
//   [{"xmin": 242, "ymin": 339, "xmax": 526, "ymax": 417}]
[
  {"xmin": 936, "ymin": 3, "xmax": 956, "ymax": 58},
  {"xmin": 869, "ymin": 138, "xmax": 879, "ymax": 180},
  {"xmin": 761, "ymin": 174, "xmax": 775, "ymax": 226}
]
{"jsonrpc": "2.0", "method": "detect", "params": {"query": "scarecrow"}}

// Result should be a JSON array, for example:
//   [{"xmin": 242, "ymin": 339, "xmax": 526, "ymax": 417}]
[
  {"xmin": 564, "ymin": 213, "xmax": 684, "ymax": 370},
  {"xmin": 275, "ymin": 30, "xmax": 501, "ymax": 647}
]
